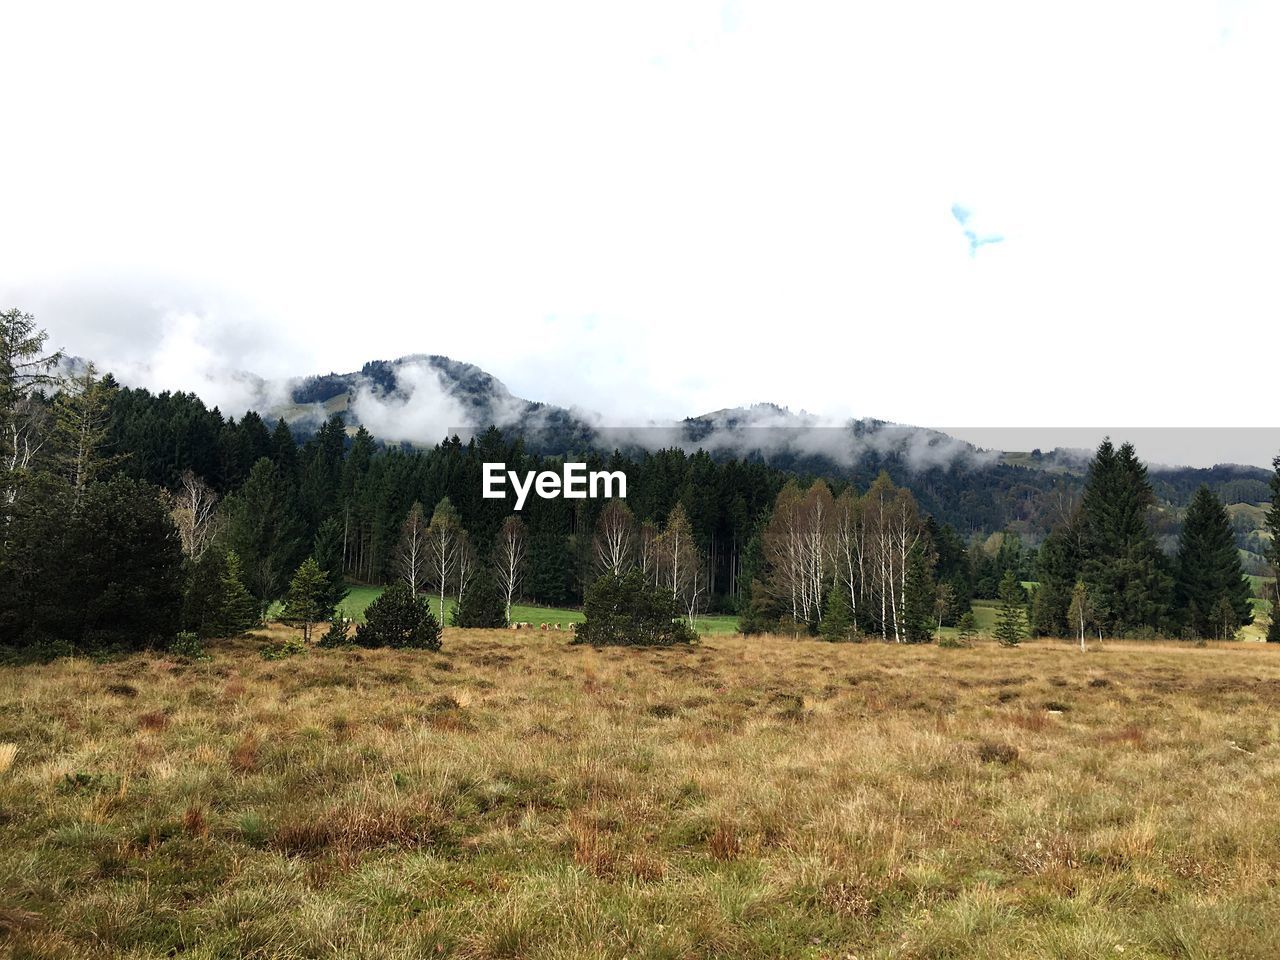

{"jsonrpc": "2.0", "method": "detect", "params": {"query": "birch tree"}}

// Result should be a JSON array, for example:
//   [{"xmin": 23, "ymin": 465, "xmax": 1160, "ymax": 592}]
[
  {"xmin": 396, "ymin": 501, "xmax": 429, "ymax": 594},
  {"xmin": 426, "ymin": 497, "xmax": 461, "ymax": 616},
  {"xmin": 494, "ymin": 515, "xmax": 527, "ymax": 623},
  {"xmin": 167, "ymin": 470, "xmax": 220, "ymax": 560},
  {"xmin": 593, "ymin": 499, "xmax": 636, "ymax": 576}
]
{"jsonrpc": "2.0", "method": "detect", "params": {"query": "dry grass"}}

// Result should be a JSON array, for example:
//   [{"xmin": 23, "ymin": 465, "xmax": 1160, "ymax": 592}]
[{"xmin": 2, "ymin": 626, "xmax": 1280, "ymax": 958}]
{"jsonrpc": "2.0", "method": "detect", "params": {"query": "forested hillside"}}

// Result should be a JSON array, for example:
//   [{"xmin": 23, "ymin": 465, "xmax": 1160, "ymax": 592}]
[{"xmin": 3, "ymin": 308, "xmax": 1278, "ymax": 653}]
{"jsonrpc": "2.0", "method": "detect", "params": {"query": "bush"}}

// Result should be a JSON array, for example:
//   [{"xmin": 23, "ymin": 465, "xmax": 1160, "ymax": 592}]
[
  {"xmin": 317, "ymin": 614, "xmax": 353, "ymax": 648},
  {"xmin": 170, "ymin": 631, "xmax": 208, "ymax": 660},
  {"xmin": 451, "ymin": 568, "xmax": 507, "ymax": 628},
  {"xmin": 575, "ymin": 571, "xmax": 698, "ymax": 647},
  {"xmin": 355, "ymin": 583, "xmax": 441, "ymax": 650},
  {"xmin": 260, "ymin": 636, "xmax": 307, "ymax": 660}
]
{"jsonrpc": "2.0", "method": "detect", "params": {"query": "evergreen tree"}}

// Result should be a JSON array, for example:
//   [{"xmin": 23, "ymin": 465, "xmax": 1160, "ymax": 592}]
[
  {"xmin": 217, "ymin": 550, "xmax": 261, "ymax": 636},
  {"xmin": 355, "ymin": 582, "xmax": 441, "ymax": 650},
  {"xmin": 956, "ymin": 610, "xmax": 978, "ymax": 644},
  {"xmin": 224, "ymin": 457, "xmax": 306, "ymax": 606},
  {"xmin": 575, "ymin": 570, "xmax": 697, "ymax": 647},
  {"xmin": 819, "ymin": 585, "xmax": 855, "ymax": 641},
  {"xmin": 280, "ymin": 557, "xmax": 334, "ymax": 642},
  {"xmin": 1031, "ymin": 522, "xmax": 1079, "ymax": 637},
  {"xmin": 1174, "ymin": 486, "xmax": 1253, "ymax": 639},
  {"xmin": 312, "ymin": 516, "xmax": 349, "ymax": 612},
  {"xmin": 181, "ymin": 548, "xmax": 259, "ymax": 639},
  {"xmin": 902, "ymin": 546, "xmax": 936, "ymax": 643},
  {"xmin": 452, "ymin": 566, "xmax": 507, "ymax": 628},
  {"xmin": 1079, "ymin": 440, "xmax": 1171, "ymax": 635},
  {"xmin": 995, "ymin": 570, "xmax": 1026, "ymax": 646}
]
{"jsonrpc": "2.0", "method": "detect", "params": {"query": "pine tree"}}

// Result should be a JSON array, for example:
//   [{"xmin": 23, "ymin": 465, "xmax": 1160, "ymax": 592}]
[
  {"xmin": 355, "ymin": 582, "xmax": 441, "ymax": 650},
  {"xmin": 452, "ymin": 566, "xmax": 507, "ymax": 628},
  {"xmin": 819, "ymin": 585, "xmax": 854, "ymax": 641},
  {"xmin": 1031, "ymin": 523, "xmax": 1079, "ymax": 637},
  {"xmin": 995, "ymin": 570, "xmax": 1026, "ymax": 647},
  {"xmin": 1079, "ymin": 440, "xmax": 1171, "ymax": 635},
  {"xmin": 902, "ymin": 546, "xmax": 936, "ymax": 643},
  {"xmin": 312, "ymin": 516, "xmax": 349, "ymax": 612},
  {"xmin": 224, "ymin": 457, "xmax": 306, "ymax": 605},
  {"xmin": 280, "ymin": 557, "xmax": 334, "ymax": 642},
  {"xmin": 218, "ymin": 551, "xmax": 261, "ymax": 635},
  {"xmin": 1174, "ymin": 486, "xmax": 1253, "ymax": 639},
  {"xmin": 956, "ymin": 610, "xmax": 978, "ymax": 644}
]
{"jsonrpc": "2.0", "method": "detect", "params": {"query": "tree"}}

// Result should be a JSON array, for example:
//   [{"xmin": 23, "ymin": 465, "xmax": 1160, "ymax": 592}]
[
  {"xmin": 956, "ymin": 610, "xmax": 978, "ymax": 644},
  {"xmin": 934, "ymin": 582, "xmax": 955, "ymax": 635},
  {"xmin": 224, "ymin": 457, "xmax": 306, "ymax": 606},
  {"xmin": 280, "ymin": 557, "xmax": 334, "ymax": 642},
  {"xmin": 1213, "ymin": 594, "xmax": 1239, "ymax": 642},
  {"xmin": 1068, "ymin": 580, "xmax": 1094, "ymax": 652},
  {"xmin": 426, "ymin": 497, "xmax": 461, "ymax": 616},
  {"xmin": 819, "ymin": 585, "xmax": 855, "ymax": 642},
  {"xmin": 574, "ymin": 570, "xmax": 698, "ymax": 647},
  {"xmin": 593, "ymin": 499, "xmax": 635, "ymax": 576},
  {"xmin": 355, "ymin": 582, "xmax": 441, "ymax": 650},
  {"xmin": 1174, "ymin": 486, "xmax": 1253, "ymax": 639},
  {"xmin": 312, "ymin": 515, "xmax": 349, "ymax": 612},
  {"xmin": 52, "ymin": 364, "xmax": 124, "ymax": 504},
  {"xmin": 1031, "ymin": 521, "xmax": 1080, "ymax": 637},
  {"xmin": 166, "ymin": 470, "xmax": 220, "ymax": 560},
  {"xmin": 494, "ymin": 515, "xmax": 526, "ymax": 624},
  {"xmin": 1079, "ymin": 440, "xmax": 1172, "ymax": 635},
  {"xmin": 659, "ymin": 503, "xmax": 705, "ymax": 623},
  {"xmin": 452, "ymin": 567, "xmax": 507, "ymax": 628},
  {"xmin": 395, "ymin": 501, "xmax": 429, "ymax": 594},
  {"xmin": 902, "ymin": 545, "xmax": 936, "ymax": 643},
  {"xmin": 1, "ymin": 308, "xmax": 61, "ymax": 513},
  {"xmin": 181, "ymin": 548, "xmax": 259, "ymax": 638},
  {"xmin": 3, "ymin": 474, "xmax": 185, "ymax": 651},
  {"xmin": 995, "ymin": 570, "xmax": 1026, "ymax": 647}
]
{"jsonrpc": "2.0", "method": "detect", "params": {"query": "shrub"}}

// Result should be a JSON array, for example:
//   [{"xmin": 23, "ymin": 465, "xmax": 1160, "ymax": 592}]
[
  {"xmin": 170, "ymin": 631, "xmax": 208, "ymax": 660},
  {"xmin": 451, "ymin": 568, "xmax": 507, "ymax": 628},
  {"xmin": 355, "ymin": 583, "xmax": 441, "ymax": 650},
  {"xmin": 574, "ymin": 571, "xmax": 698, "ymax": 647},
  {"xmin": 260, "ymin": 636, "xmax": 307, "ymax": 660},
  {"xmin": 317, "ymin": 614, "xmax": 353, "ymax": 648}
]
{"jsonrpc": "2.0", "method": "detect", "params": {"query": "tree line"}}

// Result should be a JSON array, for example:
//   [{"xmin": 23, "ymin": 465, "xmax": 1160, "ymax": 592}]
[{"xmin": 3, "ymin": 306, "xmax": 1277, "ymax": 652}]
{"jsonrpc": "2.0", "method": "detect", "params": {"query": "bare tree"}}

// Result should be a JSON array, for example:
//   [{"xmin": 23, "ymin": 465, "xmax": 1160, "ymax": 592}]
[
  {"xmin": 593, "ymin": 499, "xmax": 636, "ymax": 576},
  {"xmin": 658, "ymin": 503, "xmax": 704, "ymax": 623},
  {"xmin": 426, "ymin": 497, "xmax": 462, "ymax": 617},
  {"xmin": 494, "ymin": 515, "xmax": 527, "ymax": 623},
  {"xmin": 396, "ymin": 501, "xmax": 429, "ymax": 594},
  {"xmin": 167, "ymin": 470, "xmax": 221, "ymax": 560}
]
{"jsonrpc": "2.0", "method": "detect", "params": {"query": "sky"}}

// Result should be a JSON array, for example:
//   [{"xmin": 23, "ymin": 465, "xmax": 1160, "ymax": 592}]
[{"xmin": 2, "ymin": 1, "xmax": 1278, "ymax": 465}]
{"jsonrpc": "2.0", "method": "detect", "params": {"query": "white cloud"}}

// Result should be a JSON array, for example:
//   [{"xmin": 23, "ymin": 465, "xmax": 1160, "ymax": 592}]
[{"xmin": 1, "ymin": 0, "xmax": 1277, "ymax": 442}]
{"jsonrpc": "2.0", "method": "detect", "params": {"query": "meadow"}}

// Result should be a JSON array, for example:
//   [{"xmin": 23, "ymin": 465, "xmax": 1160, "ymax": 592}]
[
  {"xmin": 330, "ymin": 586, "xmax": 740, "ymax": 636},
  {"xmin": 3, "ymin": 630, "xmax": 1279, "ymax": 958}
]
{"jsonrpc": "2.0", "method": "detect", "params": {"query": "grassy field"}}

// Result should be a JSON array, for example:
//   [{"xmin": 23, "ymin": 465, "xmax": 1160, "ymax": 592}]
[
  {"xmin": 3, "ymin": 631, "xmax": 1280, "ymax": 958},
  {"xmin": 333, "ymin": 585, "xmax": 739, "ymax": 636}
]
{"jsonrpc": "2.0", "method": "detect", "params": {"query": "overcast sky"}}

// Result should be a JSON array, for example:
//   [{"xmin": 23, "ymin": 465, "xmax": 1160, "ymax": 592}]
[{"xmin": 2, "ymin": 1, "xmax": 1278, "ymax": 464}]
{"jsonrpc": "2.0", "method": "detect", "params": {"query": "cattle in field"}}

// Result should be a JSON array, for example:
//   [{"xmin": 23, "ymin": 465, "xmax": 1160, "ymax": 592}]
[{"xmin": 540, "ymin": 623, "xmax": 548, "ymax": 631}]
